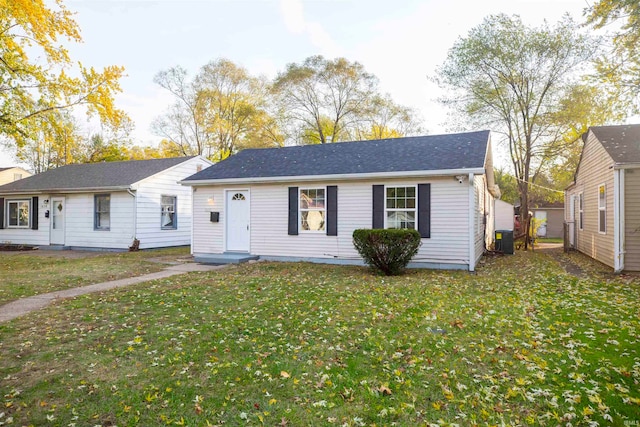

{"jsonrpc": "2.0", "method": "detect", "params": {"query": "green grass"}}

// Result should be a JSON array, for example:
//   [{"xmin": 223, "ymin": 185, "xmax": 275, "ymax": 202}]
[
  {"xmin": 0, "ymin": 247, "xmax": 189, "ymax": 305},
  {"xmin": 536, "ymin": 237, "xmax": 564, "ymax": 244},
  {"xmin": 0, "ymin": 251, "xmax": 638, "ymax": 426}
]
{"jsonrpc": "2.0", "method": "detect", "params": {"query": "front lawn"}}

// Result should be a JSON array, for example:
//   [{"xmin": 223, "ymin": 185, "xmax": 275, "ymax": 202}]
[
  {"xmin": 0, "ymin": 251, "xmax": 638, "ymax": 426},
  {"xmin": 0, "ymin": 247, "xmax": 189, "ymax": 306}
]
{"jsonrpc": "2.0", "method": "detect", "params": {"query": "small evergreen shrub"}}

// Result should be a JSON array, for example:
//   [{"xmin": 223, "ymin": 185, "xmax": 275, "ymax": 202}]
[{"xmin": 352, "ymin": 229, "xmax": 422, "ymax": 276}]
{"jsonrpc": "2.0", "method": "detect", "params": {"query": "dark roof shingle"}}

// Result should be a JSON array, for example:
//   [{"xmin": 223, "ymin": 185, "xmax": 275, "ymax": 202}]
[
  {"xmin": 186, "ymin": 131, "xmax": 490, "ymax": 182},
  {"xmin": 590, "ymin": 124, "xmax": 640, "ymax": 164},
  {"xmin": 0, "ymin": 157, "xmax": 193, "ymax": 193}
]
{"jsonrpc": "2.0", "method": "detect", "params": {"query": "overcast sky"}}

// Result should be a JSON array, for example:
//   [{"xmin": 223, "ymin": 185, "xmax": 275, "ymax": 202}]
[{"xmin": 0, "ymin": 0, "xmax": 592, "ymax": 168}]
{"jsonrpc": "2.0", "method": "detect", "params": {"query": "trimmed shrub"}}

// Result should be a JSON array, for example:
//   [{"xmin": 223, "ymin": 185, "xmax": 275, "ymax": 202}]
[{"xmin": 352, "ymin": 229, "xmax": 422, "ymax": 276}]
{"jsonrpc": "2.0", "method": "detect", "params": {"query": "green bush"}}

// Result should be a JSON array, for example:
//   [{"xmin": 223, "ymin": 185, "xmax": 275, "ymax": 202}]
[{"xmin": 352, "ymin": 229, "xmax": 422, "ymax": 276}]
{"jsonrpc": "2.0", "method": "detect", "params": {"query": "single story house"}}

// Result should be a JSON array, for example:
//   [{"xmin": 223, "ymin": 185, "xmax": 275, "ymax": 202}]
[
  {"xmin": 531, "ymin": 205, "xmax": 564, "ymax": 238},
  {"xmin": 565, "ymin": 124, "xmax": 640, "ymax": 272},
  {"xmin": 182, "ymin": 131, "xmax": 500, "ymax": 271},
  {"xmin": 0, "ymin": 156, "xmax": 211, "ymax": 250},
  {"xmin": 0, "ymin": 167, "xmax": 31, "ymax": 185}
]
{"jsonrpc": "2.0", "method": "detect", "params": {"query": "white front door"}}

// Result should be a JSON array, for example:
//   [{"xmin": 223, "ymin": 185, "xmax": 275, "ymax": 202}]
[
  {"xmin": 535, "ymin": 211, "xmax": 547, "ymax": 237},
  {"xmin": 226, "ymin": 190, "xmax": 250, "ymax": 252},
  {"xmin": 50, "ymin": 198, "xmax": 65, "ymax": 245}
]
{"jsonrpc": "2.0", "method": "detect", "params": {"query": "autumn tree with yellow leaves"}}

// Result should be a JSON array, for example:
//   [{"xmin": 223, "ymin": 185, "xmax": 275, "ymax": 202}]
[{"xmin": 0, "ymin": 0, "xmax": 127, "ymax": 154}]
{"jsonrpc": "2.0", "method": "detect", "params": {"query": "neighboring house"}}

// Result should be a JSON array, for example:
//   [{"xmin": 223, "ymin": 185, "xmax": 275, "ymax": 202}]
[
  {"xmin": 182, "ymin": 131, "xmax": 500, "ymax": 271},
  {"xmin": 0, "ymin": 157, "xmax": 211, "ymax": 250},
  {"xmin": 0, "ymin": 167, "xmax": 31, "ymax": 185},
  {"xmin": 565, "ymin": 124, "xmax": 640, "ymax": 272},
  {"xmin": 531, "ymin": 205, "xmax": 564, "ymax": 238}
]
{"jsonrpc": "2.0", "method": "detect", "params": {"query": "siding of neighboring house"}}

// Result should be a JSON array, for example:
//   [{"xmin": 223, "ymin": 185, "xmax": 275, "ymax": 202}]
[
  {"xmin": 567, "ymin": 132, "xmax": 615, "ymax": 268},
  {"xmin": 64, "ymin": 192, "xmax": 135, "ymax": 249},
  {"xmin": 624, "ymin": 168, "xmax": 640, "ymax": 271},
  {"xmin": 192, "ymin": 176, "xmax": 478, "ymax": 268},
  {"xmin": 0, "ymin": 168, "xmax": 31, "ymax": 186},
  {"xmin": 135, "ymin": 158, "xmax": 203, "ymax": 249}
]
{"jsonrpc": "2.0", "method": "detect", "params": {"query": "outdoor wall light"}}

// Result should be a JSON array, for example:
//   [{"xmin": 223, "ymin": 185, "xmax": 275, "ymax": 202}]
[
  {"xmin": 207, "ymin": 196, "xmax": 215, "ymax": 206},
  {"xmin": 455, "ymin": 175, "xmax": 467, "ymax": 184}
]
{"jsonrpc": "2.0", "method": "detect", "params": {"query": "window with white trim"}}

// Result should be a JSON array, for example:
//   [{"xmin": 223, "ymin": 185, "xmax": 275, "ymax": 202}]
[
  {"xmin": 300, "ymin": 188, "xmax": 325, "ymax": 231},
  {"xmin": 578, "ymin": 193, "xmax": 583, "ymax": 231},
  {"xmin": 7, "ymin": 200, "xmax": 29, "ymax": 228},
  {"xmin": 161, "ymin": 195, "xmax": 177, "ymax": 230},
  {"xmin": 385, "ymin": 186, "xmax": 416, "ymax": 229},
  {"xmin": 94, "ymin": 194, "xmax": 110, "ymax": 231},
  {"xmin": 598, "ymin": 184, "xmax": 606, "ymax": 234}
]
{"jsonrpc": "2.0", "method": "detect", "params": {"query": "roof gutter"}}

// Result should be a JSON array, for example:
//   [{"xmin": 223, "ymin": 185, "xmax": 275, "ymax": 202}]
[
  {"xmin": 613, "ymin": 162, "xmax": 640, "ymax": 170},
  {"xmin": 180, "ymin": 167, "xmax": 487, "ymax": 186},
  {"xmin": 0, "ymin": 185, "xmax": 133, "ymax": 196}
]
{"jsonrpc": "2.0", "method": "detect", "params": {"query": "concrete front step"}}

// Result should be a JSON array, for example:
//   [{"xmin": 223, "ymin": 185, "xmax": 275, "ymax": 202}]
[{"xmin": 194, "ymin": 253, "xmax": 260, "ymax": 265}]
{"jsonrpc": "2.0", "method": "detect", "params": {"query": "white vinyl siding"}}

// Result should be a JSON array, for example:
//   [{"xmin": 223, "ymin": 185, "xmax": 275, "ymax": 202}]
[
  {"xmin": 134, "ymin": 157, "xmax": 204, "ymax": 249},
  {"xmin": 64, "ymin": 193, "xmax": 135, "ymax": 249},
  {"xmin": 192, "ymin": 176, "xmax": 475, "ymax": 268}
]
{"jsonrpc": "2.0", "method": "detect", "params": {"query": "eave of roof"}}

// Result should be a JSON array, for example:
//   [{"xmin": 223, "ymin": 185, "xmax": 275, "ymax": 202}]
[
  {"xmin": 181, "ymin": 167, "xmax": 487, "ymax": 186},
  {"xmin": 0, "ymin": 185, "xmax": 133, "ymax": 195}
]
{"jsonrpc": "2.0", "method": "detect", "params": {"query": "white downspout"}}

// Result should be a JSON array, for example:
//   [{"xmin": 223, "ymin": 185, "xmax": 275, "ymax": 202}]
[
  {"xmin": 127, "ymin": 189, "xmax": 137, "ymax": 244},
  {"xmin": 468, "ymin": 173, "xmax": 475, "ymax": 272},
  {"xmin": 613, "ymin": 169, "xmax": 625, "ymax": 273}
]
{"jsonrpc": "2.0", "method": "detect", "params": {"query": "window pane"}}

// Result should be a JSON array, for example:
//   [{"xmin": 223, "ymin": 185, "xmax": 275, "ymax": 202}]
[
  {"xmin": 8, "ymin": 203, "xmax": 17, "ymax": 226},
  {"xmin": 397, "ymin": 187, "xmax": 405, "ymax": 197},
  {"xmin": 387, "ymin": 211, "xmax": 415, "ymax": 230},
  {"xmin": 599, "ymin": 210, "xmax": 606, "ymax": 233},
  {"xmin": 407, "ymin": 187, "xmax": 415, "ymax": 197},
  {"xmin": 387, "ymin": 188, "xmax": 395, "ymax": 198},
  {"xmin": 18, "ymin": 202, "xmax": 29, "ymax": 226},
  {"xmin": 301, "ymin": 210, "xmax": 325, "ymax": 231},
  {"xmin": 397, "ymin": 198, "xmax": 406, "ymax": 209},
  {"xmin": 386, "ymin": 198, "xmax": 396, "ymax": 209},
  {"xmin": 599, "ymin": 186, "xmax": 605, "ymax": 207},
  {"xmin": 407, "ymin": 198, "xmax": 415, "ymax": 209}
]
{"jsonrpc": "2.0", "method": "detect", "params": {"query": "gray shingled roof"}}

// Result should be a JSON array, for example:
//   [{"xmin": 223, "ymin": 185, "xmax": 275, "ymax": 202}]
[
  {"xmin": 185, "ymin": 131, "xmax": 490, "ymax": 182},
  {"xmin": 590, "ymin": 124, "xmax": 640, "ymax": 164},
  {"xmin": 0, "ymin": 157, "xmax": 193, "ymax": 194}
]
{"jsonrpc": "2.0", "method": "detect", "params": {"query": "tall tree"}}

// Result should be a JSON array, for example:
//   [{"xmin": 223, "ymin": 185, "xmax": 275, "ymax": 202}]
[
  {"xmin": 0, "ymin": 0, "xmax": 127, "ymax": 150},
  {"xmin": 352, "ymin": 94, "xmax": 424, "ymax": 140},
  {"xmin": 272, "ymin": 56, "xmax": 378, "ymax": 144},
  {"xmin": 153, "ymin": 59, "xmax": 282, "ymax": 160},
  {"xmin": 436, "ymin": 14, "xmax": 600, "ymax": 247},
  {"xmin": 586, "ymin": 0, "xmax": 640, "ymax": 112}
]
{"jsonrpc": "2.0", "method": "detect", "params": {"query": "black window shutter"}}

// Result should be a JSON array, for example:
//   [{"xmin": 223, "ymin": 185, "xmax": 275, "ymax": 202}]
[
  {"xmin": 326, "ymin": 185, "xmax": 337, "ymax": 236},
  {"xmin": 0, "ymin": 197, "xmax": 4, "ymax": 229},
  {"xmin": 288, "ymin": 187, "xmax": 298, "ymax": 235},
  {"xmin": 418, "ymin": 184, "xmax": 430, "ymax": 238},
  {"xmin": 31, "ymin": 196, "xmax": 39, "ymax": 230},
  {"xmin": 372, "ymin": 185, "xmax": 384, "ymax": 229}
]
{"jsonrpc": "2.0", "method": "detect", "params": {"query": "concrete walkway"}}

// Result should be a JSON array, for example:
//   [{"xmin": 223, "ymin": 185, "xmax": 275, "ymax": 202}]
[{"xmin": 0, "ymin": 262, "xmax": 225, "ymax": 323}]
